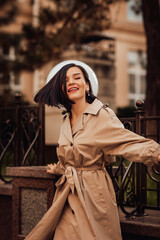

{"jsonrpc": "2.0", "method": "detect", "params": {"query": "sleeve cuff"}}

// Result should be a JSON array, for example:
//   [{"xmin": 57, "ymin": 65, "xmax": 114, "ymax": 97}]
[{"xmin": 151, "ymin": 145, "xmax": 160, "ymax": 164}]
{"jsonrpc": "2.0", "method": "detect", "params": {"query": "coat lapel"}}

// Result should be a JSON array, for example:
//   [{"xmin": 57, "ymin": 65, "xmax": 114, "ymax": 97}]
[
  {"xmin": 62, "ymin": 99, "xmax": 104, "ymax": 140},
  {"xmin": 62, "ymin": 114, "xmax": 73, "ymax": 143},
  {"xmin": 72, "ymin": 99, "xmax": 103, "ymax": 137},
  {"xmin": 72, "ymin": 115, "xmax": 84, "ymax": 137}
]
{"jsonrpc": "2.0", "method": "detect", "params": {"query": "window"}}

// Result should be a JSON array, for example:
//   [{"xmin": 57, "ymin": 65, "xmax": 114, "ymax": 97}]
[
  {"xmin": 1, "ymin": 44, "xmax": 16, "ymax": 60},
  {"xmin": 10, "ymin": 72, "xmax": 22, "ymax": 91},
  {"xmin": 127, "ymin": 0, "xmax": 142, "ymax": 23},
  {"xmin": 0, "ymin": 45, "xmax": 21, "ymax": 92},
  {"xmin": 128, "ymin": 51, "xmax": 146, "ymax": 106}
]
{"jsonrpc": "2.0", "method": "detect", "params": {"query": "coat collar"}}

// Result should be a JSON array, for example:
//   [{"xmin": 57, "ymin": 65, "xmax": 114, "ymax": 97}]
[
  {"xmin": 83, "ymin": 98, "xmax": 103, "ymax": 115},
  {"xmin": 62, "ymin": 99, "xmax": 104, "ymax": 142}
]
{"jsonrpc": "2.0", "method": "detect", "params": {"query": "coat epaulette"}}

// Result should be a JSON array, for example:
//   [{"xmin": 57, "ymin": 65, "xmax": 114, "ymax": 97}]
[{"xmin": 102, "ymin": 103, "xmax": 109, "ymax": 109}]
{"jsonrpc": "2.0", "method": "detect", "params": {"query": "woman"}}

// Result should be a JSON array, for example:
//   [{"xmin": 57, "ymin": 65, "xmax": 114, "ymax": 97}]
[{"xmin": 25, "ymin": 62, "xmax": 160, "ymax": 240}]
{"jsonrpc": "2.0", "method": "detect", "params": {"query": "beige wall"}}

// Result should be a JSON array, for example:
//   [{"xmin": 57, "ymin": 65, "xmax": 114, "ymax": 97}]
[
  {"xmin": 114, "ymin": 37, "xmax": 146, "ymax": 108},
  {"xmin": 106, "ymin": 1, "xmax": 146, "ymax": 108},
  {"xmin": 45, "ymin": 107, "xmax": 63, "ymax": 145},
  {"xmin": 21, "ymin": 71, "xmax": 34, "ymax": 102}
]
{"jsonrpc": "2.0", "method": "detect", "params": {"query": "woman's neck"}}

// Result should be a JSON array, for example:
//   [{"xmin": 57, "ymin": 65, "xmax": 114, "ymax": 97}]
[{"xmin": 70, "ymin": 99, "xmax": 89, "ymax": 127}]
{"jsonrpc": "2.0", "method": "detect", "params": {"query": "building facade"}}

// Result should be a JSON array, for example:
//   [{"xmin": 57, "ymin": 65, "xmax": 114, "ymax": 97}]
[{"xmin": 0, "ymin": 0, "xmax": 146, "ymax": 144}]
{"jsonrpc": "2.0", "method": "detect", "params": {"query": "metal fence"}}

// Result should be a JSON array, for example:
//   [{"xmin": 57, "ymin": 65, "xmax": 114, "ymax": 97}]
[
  {"xmin": 0, "ymin": 97, "xmax": 160, "ymax": 217},
  {"xmin": 0, "ymin": 95, "xmax": 45, "ymax": 183},
  {"xmin": 107, "ymin": 100, "xmax": 160, "ymax": 217}
]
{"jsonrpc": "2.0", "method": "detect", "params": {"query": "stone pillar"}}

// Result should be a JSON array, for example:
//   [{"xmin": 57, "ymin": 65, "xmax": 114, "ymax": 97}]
[
  {"xmin": 6, "ymin": 166, "xmax": 58, "ymax": 240},
  {"xmin": 0, "ymin": 182, "xmax": 12, "ymax": 240}
]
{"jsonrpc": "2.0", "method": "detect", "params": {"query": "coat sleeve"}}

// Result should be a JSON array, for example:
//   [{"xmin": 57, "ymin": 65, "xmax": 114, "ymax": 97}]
[
  {"xmin": 48, "ymin": 161, "xmax": 64, "ymax": 175},
  {"xmin": 94, "ymin": 107, "xmax": 160, "ymax": 167}
]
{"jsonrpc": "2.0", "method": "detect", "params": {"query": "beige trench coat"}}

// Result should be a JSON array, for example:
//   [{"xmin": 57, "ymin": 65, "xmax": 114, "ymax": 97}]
[{"xmin": 25, "ymin": 99, "xmax": 160, "ymax": 240}]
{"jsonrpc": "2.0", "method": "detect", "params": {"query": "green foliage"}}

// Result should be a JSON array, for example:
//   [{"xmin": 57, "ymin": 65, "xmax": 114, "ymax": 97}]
[
  {"xmin": 39, "ymin": 7, "xmax": 59, "ymax": 26},
  {"xmin": 146, "ymin": 172, "xmax": 160, "ymax": 207},
  {"xmin": 130, "ymin": 0, "xmax": 142, "ymax": 15},
  {"xmin": 0, "ymin": 0, "xmax": 17, "ymax": 26},
  {"xmin": 0, "ymin": 0, "xmax": 120, "ymax": 70},
  {"xmin": 21, "ymin": 0, "xmax": 112, "ymax": 69}
]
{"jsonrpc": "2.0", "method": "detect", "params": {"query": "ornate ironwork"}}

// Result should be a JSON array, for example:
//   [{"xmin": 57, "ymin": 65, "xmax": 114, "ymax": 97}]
[
  {"xmin": 0, "ymin": 95, "xmax": 45, "ymax": 182},
  {"xmin": 0, "ymin": 118, "xmax": 16, "ymax": 183},
  {"xmin": 108, "ymin": 100, "xmax": 160, "ymax": 217}
]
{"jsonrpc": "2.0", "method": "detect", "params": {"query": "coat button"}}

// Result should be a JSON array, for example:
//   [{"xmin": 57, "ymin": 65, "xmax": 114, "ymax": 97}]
[{"xmin": 70, "ymin": 142, "xmax": 73, "ymax": 146}]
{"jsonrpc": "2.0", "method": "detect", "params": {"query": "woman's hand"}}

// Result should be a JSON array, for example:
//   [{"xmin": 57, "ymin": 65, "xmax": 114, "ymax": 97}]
[
  {"xmin": 46, "ymin": 163, "xmax": 57, "ymax": 174},
  {"xmin": 158, "ymin": 154, "xmax": 160, "ymax": 163}
]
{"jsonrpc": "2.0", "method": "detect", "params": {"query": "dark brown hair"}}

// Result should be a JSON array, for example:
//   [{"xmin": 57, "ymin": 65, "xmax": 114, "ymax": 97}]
[{"xmin": 34, "ymin": 63, "xmax": 96, "ymax": 112}]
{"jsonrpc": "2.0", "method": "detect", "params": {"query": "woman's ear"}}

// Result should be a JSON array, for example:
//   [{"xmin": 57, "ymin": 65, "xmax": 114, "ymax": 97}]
[{"xmin": 86, "ymin": 82, "xmax": 90, "ymax": 92}]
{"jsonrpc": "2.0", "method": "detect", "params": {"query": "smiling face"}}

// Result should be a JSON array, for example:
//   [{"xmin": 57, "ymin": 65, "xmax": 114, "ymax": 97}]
[{"xmin": 65, "ymin": 67, "xmax": 89, "ymax": 103}]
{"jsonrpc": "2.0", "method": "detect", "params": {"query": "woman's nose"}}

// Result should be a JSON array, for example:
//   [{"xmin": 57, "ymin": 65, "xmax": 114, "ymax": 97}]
[{"xmin": 68, "ymin": 78, "xmax": 75, "ymax": 85}]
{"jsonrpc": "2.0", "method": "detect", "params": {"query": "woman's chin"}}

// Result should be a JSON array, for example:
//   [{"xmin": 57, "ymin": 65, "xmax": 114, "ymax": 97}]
[{"xmin": 68, "ymin": 95, "xmax": 85, "ymax": 103}]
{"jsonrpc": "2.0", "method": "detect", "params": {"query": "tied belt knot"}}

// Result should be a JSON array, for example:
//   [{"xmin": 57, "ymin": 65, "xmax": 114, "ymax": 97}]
[
  {"xmin": 55, "ymin": 165, "xmax": 104, "ymax": 192},
  {"xmin": 55, "ymin": 166, "xmax": 74, "ymax": 193},
  {"xmin": 55, "ymin": 166, "xmax": 75, "ymax": 193},
  {"xmin": 55, "ymin": 165, "xmax": 104, "ymax": 219}
]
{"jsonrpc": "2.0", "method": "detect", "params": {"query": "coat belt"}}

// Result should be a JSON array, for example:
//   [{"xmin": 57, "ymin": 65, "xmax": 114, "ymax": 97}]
[{"xmin": 55, "ymin": 165, "xmax": 104, "ymax": 219}]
